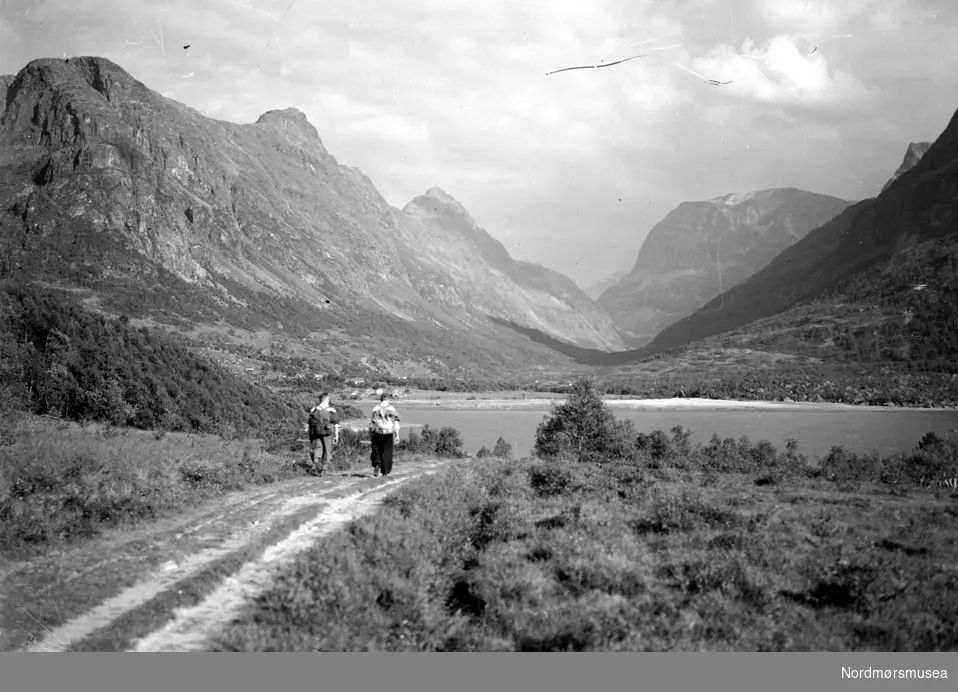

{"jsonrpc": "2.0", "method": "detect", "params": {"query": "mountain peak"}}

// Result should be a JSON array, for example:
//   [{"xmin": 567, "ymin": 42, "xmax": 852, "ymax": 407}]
[
  {"xmin": 8, "ymin": 56, "xmax": 150, "ymax": 105},
  {"xmin": 255, "ymin": 107, "xmax": 309, "ymax": 124},
  {"xmin": 424, "ymin": 186, "xmax": 458, "ymax": 203},
  {"xmin": 403, "ymin": 186, "xmax": 471, "ymax": 219},
  {"xmin": 881, "ymin": 141, "xmax": 932, "ymax": 192},
  {"xmin": 709, "ymin": 190, "xmax": 759, "ymax": 206},
  {"xmin": 708, "ymin": 188, "xmax": 807, "ymax": 207},
  {"xmin": 254, "ymin": 107, "xmax": 325, "ymax": 152}
]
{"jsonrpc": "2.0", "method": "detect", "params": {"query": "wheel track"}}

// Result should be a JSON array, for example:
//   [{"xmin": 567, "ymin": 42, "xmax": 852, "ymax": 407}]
[{"xmin": 2, "ymin": 458, "xmax": 457, "ymax": 652}]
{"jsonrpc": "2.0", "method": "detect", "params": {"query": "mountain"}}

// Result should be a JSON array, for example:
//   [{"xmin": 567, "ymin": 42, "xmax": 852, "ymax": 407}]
[
  {"xmin": 596, "ymin": 232, "xmax": 957, "ymax": 408},
  {"xmin": 643, "ymin": 111, "xmax": 958, "ymax": 356},
  {"xmin": 583, "ymin": 271, "xmax": 627, "ymax": 300},
  {"xmin": 0, "ymin": 56, "xmax": 622, "ymax": 378},
  {"xmin": 401, "ymin": 188, "xmax": 626, "ymax": 351},
  {"xmin": 596, "ymin": 189, "xmax": 851, "ymax": 344},
  {"xmin": 881, "ymin": 141, "xmax": 932, "ymax": 193}
]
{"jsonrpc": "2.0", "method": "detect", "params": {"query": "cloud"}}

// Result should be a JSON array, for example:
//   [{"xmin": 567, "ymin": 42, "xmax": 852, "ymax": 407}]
[
  {"xmin": 754, "ymin": 0, "xmax": 874, "ymax": 36},
  {"xmin": 0, "ymin": 15, "xmax": 19, "ymax": 45},
  {"xmin": 0, "ymin": 0, "xmax": 956, "ymax": 286},
  {"xmin": 690, "ymin": 34, "xmax": 872, "ymax": 108}
]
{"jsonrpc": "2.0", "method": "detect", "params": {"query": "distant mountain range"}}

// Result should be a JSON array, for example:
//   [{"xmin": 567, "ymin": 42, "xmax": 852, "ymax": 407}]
[
  {"xmin": 1, "ymin": 56, "xmax": 952, "ymax": 383},
  {"xmin": 498, "ymin": 120, "xmax": 958, "ymax": 369},
  {"xmin": 596, "ymin": 188, "xmax": 851, "ymax": 345},
  {"xmin": 583, "ymin": 271, "xmax": 627, "ymax": 301},
  {"xmin": 0, "ymin": 56, "xmax": 624, "ymax": 378},
  {"xmin": 641, "ymin": 114, "xmax": 958, "ymax": 357}
]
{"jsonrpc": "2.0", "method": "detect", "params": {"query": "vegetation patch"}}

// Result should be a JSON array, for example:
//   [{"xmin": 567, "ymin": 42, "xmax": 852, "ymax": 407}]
[
  {"xmin": 0, "ymin": 417, "xmax": 300, "ymax": 560},
  {"xmin": 210, "ymin": 378, "xmax": 958, "ymax": 651}
]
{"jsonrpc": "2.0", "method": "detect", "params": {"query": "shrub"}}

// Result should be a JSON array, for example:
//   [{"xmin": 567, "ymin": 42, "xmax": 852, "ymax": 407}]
[
  {"xmin": 399, "ymin": 425, "xmax": 466, "ymax": 459},
  {"xmin": 533, "ymin": 377, "xmax": 623, "ymax": 462},
  {"xmin": 400, "ymin": 429, "xmax": 422, "ymax": 454},
  {"xmin": 634, "ymin": 430, "xmax": 672, "ymax": 464},
  {"xmin": 493, "ymin": 437, "xmax": 513, "ymax": 458},
  {"xmin": 424, "ymin": 425, "xmax": 466, "ymax": 459},
  {"xmin": 634, "ymin": 426, "xmax": 693, "ymax": 467},
  {"xmin": 819, "ymin": 446, "xmax": 883, "ymax": 486},
  {"xmin": 526, "ymin": 462, "xmax": 574, "ymax": 498},
  {"xmin": 629, "ymin": 487, "xmax": 742, "ymax": 535}
]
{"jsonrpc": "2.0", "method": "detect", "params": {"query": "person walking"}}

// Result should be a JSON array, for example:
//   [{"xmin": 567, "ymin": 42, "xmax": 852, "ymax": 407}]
[
  {"xmin": 307, "ymin": 392, "xmax": 340, "ymax": 476},
  {"xmin": 369, "ymin": 393, "xmax": 400, "ymax": 477}
]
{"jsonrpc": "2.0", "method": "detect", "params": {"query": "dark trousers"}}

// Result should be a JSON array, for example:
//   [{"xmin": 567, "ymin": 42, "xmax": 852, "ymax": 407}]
[
  {"xmin": 370, "ymin": 432, "xmax": 395, "ymax": 475},
  {"xmin": 309, "ymin": 435, "xmax": 331, "ymax": 473}
]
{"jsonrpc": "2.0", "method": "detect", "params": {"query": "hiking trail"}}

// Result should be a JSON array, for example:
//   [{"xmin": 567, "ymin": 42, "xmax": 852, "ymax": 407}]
[{"xmin": 0, "ymin": 457, "xmax": 459, "ymax": 652}]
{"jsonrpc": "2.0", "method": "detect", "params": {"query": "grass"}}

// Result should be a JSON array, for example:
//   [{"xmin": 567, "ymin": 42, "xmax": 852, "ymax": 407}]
[
  {"xmin": 0, "ymin": 415, "xmax": 302, "ymax": 561},
  {"xmin": 0, "ymin": 413, "xmax": 461, "ymax": 562},
  {"xmin": 210, "ymin": 431, "xmax": 958, "ymax": 651}
]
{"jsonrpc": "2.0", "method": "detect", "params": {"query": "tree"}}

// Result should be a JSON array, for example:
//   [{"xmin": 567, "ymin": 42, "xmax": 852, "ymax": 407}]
[{"xmin": 533, "ymin": 377, "xmax": 618, "ymax": 463}]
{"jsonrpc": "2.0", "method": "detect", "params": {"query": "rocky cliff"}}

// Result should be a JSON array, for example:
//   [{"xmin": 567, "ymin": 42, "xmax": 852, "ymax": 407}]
[
  {"xmin": 0, "ymin": 56, "xmax": 623, "ymax": 374},
  {"xmin": 597, "ymin": 188, "xmax": 850, "ymax": 344},
  {"xmin": 401, "ymin": 188, "xmax": 627, "ymax": 351},
  {"xmin": 881, "ymin": 141, "xmax": 932, "ymax": 193}
]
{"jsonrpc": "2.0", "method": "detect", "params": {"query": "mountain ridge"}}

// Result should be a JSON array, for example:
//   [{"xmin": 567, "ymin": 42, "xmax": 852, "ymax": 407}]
[
  {"xmin": 881, "ymin": 141, "xmax": 932, "ymax": 193},
  {"xmin": 584, "ymin": 271, "xmax": 627, "ymax": 301},
  {"xmin": 642, "ymin": 117, "xmax": 958, "ymax": 355},
  {"xmin": 0, "ymin": 55, "xmax": 623, "ymax": 376},
  {"xmin": 597, "ymin": 187, "xmax": 851, "ymax": 343},
  {"xmin": 401, "ymin": 186, "xmax": 627, "ymax": 351}
]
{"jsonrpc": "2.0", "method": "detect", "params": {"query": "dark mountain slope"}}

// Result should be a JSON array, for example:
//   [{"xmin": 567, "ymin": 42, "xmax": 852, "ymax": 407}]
[
  {"xmin": 881, "ymin": 141, "xmax": 932, "ymax": 193},
  {"xmin": 597, "ymin": 188, "xmax": 850, "ymax": 344},
  {"xmin": 642, "ymin": 111, "xmax": 958, "ymax": 356}
]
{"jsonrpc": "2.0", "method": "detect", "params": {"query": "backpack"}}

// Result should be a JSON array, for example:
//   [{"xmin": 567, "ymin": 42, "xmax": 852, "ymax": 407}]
[
  {"xmin": 308, "ymin": 407, "xmax": 336, "ymax": 437},
  {"xmin": 369, "ymin": 405, "xmax": 397, "ymax": 435}
]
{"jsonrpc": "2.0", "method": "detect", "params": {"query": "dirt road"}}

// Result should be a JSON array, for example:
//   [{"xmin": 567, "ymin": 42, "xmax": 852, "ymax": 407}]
[{"xmin": 0, "ymin": 457, "xmax": 463, "ymax": 652}]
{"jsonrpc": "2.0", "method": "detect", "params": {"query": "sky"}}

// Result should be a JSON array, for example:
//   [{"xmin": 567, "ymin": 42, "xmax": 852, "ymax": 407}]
[{"xmin": 1, "ymin": 0, "xmax": 957, "ymax": 288}]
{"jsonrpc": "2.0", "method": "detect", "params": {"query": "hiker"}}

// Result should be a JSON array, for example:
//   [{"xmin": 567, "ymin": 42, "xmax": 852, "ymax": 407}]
[
  {"xmin": 307, "ymin": 392, "xmax": 340, "ymax": 476},
  {"xmin": 369, "ymin": 393, "xmax": 400, "ymax": 477}
]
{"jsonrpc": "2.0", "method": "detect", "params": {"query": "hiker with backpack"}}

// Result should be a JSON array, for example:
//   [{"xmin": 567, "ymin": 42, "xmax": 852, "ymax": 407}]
[
  {"xmin": 369, "ymin": 393, "xmax": 400, "ymax": 477},
  {"xmin": 306, "ymin": 392, "xmax": 340, "ymax": 476}
]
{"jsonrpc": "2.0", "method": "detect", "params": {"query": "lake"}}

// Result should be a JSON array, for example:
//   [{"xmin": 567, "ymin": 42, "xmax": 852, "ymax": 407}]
[{"xmin": 395, "ymin": 407, "xmax": 958, "ymax": 461}]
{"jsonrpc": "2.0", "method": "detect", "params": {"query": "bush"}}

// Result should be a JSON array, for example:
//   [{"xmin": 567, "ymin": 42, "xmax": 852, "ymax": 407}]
[
  {"xmin": 630, "ymin": 486, "xmax": 742, "ymax": 534},
  {"xmin": 493, "ymin": 437, "xmax": 513, "ymax": 458},
  {"xmin": 634, "ymin": 426, "xmax": 694, "ymax": 468},
  {"xmin": 399, "ymin": 425, "xmax": 466, "ymax": 459},
  {"xmin": 526, "ymin": 462, "xmax": 574, "ymax": 497},
  {"xmin": 425, "ymin": 425, "xmax": 466, "ymax": 459},
  {"xmin": 533, "ymin": 377, "xmax": 625, "ymax": 463}
]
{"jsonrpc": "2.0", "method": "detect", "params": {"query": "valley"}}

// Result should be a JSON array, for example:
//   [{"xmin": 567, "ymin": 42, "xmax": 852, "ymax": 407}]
[{"xmin": 1, "ymin": 25, "xmax": 956, "ymax": 657}]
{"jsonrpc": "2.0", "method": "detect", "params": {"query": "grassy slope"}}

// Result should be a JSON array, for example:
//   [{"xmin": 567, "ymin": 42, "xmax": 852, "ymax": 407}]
[
  {"xmin": 210, "ymin": 431, "xmax": 958, "ymax": 651},
  {"xmin": 585, "ymin": 236, "xmax": 958, "ymax": 406},
  {"xmin": 696, "ymin": 235, "xmax": 957, "ymax": 368},
  {"xmin": 0, "ymin": 416, "xmax": 299, "ymax": 560}
]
